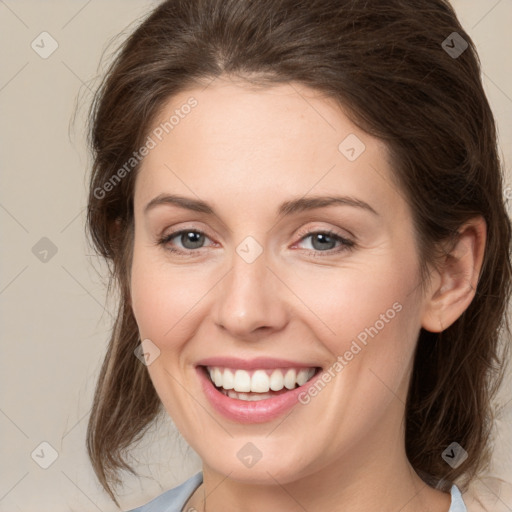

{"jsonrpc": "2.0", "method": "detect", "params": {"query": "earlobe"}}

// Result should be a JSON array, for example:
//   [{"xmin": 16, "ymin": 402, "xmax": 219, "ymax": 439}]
[{"xmin": 421, "ymin": 216, "xmax": 486, "ymax": 333}]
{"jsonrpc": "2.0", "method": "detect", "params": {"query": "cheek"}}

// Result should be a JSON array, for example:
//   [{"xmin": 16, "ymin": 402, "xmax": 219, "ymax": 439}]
[
  {"xmin": 288, "ymin": 254, "xmax": 420, "ymax": 358},
  {"xmin": 286, "ymin": 257, "xmax": 423, "ymax": 419},
  {"xmin": 129, "ymin": 243, "xmax": 209, "ymax": 346},
  {"xmin": 288, "ymin": 262, "xmax": 421, "ymax": 441}
]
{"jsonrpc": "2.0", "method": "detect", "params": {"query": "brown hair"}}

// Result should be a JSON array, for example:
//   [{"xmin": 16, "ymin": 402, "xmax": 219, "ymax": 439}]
[{"xmin": 85, "ymin": 0, "xmax": 512, "ymax": 506}]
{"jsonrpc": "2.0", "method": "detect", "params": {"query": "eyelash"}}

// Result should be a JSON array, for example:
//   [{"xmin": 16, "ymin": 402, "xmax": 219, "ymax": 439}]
[{"xmin": 157, "ymin": 227, "xmax": 355, "ymax": 257}]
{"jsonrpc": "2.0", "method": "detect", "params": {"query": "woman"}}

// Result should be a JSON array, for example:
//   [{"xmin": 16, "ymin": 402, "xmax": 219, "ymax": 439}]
[{"xmin": 85, "ymin": 0, "xmax": 511, "ymax": 510}]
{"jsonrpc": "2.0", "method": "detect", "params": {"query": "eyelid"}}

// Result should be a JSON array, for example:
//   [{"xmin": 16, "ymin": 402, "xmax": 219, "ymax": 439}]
[
  {"xmin": 158, "ymin": 221, "xmax": 215, "ymax": 241},
  {"xmin": 294, "ymin": 223, "xmax": 354, "ymax": 244}
]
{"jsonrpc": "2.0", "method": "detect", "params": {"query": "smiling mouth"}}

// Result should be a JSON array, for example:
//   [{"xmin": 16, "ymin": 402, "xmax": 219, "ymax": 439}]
[{"xmin": 201, "ymin": 365, "xmax": 322, "ymax": 401}]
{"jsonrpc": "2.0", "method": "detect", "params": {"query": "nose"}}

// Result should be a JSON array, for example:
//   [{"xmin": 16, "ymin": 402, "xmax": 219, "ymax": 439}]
[{"xmin": 212, "ymin": 247, "xmax": 289, "ymax": 339}]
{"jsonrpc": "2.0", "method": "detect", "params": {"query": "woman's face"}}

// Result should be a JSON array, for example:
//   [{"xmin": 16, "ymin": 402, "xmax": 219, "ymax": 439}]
[{"xmin": 130, "ymin": 77, "xmax": 432, "ymax": 484}]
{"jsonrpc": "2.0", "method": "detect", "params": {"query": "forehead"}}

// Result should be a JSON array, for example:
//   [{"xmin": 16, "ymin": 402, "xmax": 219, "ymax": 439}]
[
  {"xmin": 134, "ymin": 78, "xmax": 401, "ymax": 220},
  {"xmin": 145, "ymin": 78, "xmax": 365, "ymax": 160}
]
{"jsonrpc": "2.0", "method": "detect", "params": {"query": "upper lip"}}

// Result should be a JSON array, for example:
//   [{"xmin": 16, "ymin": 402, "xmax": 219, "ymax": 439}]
[{"xmin": 196, "ymin": 356, "xmax": 321, "ymax": 370}]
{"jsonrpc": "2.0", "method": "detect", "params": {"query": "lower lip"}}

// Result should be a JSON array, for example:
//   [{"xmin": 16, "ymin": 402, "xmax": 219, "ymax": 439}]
[{"xmin": 197, "ymin": 367, "xmax": 322, "ymax": 424}]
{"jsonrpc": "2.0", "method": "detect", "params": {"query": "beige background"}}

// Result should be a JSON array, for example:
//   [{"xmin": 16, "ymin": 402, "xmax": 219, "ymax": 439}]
[{"xmin": 0, "ymin": 1, "xmax": 511, "ymax": 510}]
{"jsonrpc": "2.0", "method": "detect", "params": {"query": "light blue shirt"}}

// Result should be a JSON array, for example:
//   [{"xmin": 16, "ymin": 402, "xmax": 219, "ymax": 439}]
[{"xmin": 127, "ymin": 472, "xmax": 467, "ymax": 512}]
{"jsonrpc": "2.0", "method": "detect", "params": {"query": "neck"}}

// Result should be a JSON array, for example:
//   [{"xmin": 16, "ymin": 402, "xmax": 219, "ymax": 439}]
[{"xmin": 185, "ymin": 418, "xmax": 451, "ymax": 512}]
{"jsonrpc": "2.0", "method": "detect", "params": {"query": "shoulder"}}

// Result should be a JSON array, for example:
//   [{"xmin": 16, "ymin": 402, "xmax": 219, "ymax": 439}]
[
  {"xmin": 449, "ymin": 484, "xmax": 467, "ymax": 512},
  {"xmin": 126, "ymin": 472, "xmax": 203, "ymax": 512}
]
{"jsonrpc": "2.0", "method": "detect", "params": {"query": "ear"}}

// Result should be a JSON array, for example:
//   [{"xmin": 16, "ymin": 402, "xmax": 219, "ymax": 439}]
[{"xmin": 421, "ymin": 216, "xmax": 486, "ymax": 333}]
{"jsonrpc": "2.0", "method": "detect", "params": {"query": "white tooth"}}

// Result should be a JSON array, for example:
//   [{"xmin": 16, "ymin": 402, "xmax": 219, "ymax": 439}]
[
  {"xmin": 245, "ymin": 392, "xmax": 272, "ymax": 401},
  {"xmin": 284, "ymin": 369, "xmax": 297, "ymax": 390},
  {"xmin": 233, "ymin": 369, "xmax": 251, "ymax": 392},
  {"xmin": 213, "ymin": 366, "xmax": 316, "ymax": 392},
  {"xmin": 213, "ymin": 367, "xmax": 223, "ymax": 387},
  {"xmin": 296, "ymin": 368, "xmax": 312, "ymax": 386},
  {"xmin": 251, "ymin": 370, "xmax": 270, "ymax": 392},
  {"xmin": 223, "ymin": 368, "xmax": 234, "ymax": 389},
  {"xmin": 228, "ymin": 390, "xmax": 274, "ymax": 401},
  {"xmin": 269, "ymin": 369, "xmax": 284, "ymax": 391}
]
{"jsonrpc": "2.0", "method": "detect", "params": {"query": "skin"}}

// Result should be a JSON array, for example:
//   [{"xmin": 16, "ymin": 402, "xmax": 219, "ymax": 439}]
[{"xmin": 130, "ymin": 76, "xmax": 486, "ymax": 512}]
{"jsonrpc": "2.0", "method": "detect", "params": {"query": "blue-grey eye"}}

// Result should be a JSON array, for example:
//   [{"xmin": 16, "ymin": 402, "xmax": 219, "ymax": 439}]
[
  {"xmin": 310, "ymin": 233, "xmax": 337, "ymax": 251},
  {"xmin": 176, "ymin": 231, "xmax": 205, "ymax": 250}
]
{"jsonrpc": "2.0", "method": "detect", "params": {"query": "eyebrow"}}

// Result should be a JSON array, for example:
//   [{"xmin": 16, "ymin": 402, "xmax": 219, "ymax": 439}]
[{"xmin": 144, "ymin": 193, "xmax": 379, "ymax": 217}]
